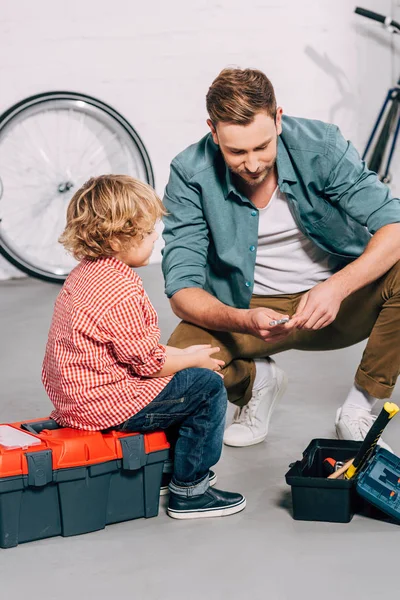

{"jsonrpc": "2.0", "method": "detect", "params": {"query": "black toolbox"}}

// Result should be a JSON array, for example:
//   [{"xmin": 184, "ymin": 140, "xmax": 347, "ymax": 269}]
[{"xmin": 285, "ymin": 439, "xmax": 363, "ymax": 523}]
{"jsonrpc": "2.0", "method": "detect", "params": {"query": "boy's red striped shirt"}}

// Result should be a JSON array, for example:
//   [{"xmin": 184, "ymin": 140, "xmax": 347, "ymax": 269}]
[{"xmin": 42, "ymin": 256, "xmax": 172, "ymax": 430}]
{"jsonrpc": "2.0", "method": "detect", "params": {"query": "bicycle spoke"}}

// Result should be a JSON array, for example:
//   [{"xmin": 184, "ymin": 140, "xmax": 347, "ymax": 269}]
[{"xmin": 19, "ymin": 119, "xmax": 60, "ymax": 179}]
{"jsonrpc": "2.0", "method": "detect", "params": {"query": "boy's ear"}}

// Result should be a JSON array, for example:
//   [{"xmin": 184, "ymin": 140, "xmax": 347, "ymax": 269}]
[{"xmin": 109, "ymin": 238, "xmax": 121, "ymax": 253}]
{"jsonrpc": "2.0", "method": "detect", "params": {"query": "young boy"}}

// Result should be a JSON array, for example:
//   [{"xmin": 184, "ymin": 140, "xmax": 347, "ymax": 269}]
[{"xmin": 42, "ymin": 174, "xmax": 246, "ymax": 520}]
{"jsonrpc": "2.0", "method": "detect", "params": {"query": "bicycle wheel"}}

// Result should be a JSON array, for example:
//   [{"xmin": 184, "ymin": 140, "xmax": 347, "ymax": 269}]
[{"xmin": 0, "ymin": 91, "xmax": 155, "ymax": 283}]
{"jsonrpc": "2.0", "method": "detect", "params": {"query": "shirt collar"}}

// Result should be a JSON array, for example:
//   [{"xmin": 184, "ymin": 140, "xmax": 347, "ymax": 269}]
[
  {"xmin": 223, "ymin": 164, "xmax": 239, "ymax": 199},
  {"xmin": 88, "ymin": 256, "xmax": 139, "ymax": 281},
  {"xmin": 222, "ymin": 134, "xmax": 297, "ymax": 200},
  {"xmin": 276, "ymin": 135, "xmax": 297, "ymax": 186}
]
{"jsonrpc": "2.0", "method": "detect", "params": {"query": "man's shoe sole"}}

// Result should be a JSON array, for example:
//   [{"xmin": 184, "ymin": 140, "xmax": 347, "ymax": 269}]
[
  {"xmin": 223, "ymin": 371, "xmax": 288, "ymax": 448},
  {"xmin": 167, "ymin": 497, "xmax": 246, "ymax": 519},
  {"xmin": 223, "ymin": 432, "xmax": 268, "ymax": 448},
  {"xmin": 160, "ymin": 471, "xmax": 217, "ymax": 496}
]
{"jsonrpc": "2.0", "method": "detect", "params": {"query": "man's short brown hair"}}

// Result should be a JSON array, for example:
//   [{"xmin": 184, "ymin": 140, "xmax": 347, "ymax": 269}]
[
  {"xmin": 59, "ymin": 174, "xmax": 166, "ymax": 260},
  {"xmin": 206, "ymin": 67, "xmax": 277, "ymax": 126}
]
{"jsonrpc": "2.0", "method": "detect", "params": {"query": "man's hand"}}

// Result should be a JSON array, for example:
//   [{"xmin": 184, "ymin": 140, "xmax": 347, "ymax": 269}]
[
  {"xmin": 246, "ymin": 307, "xmax": 294, "ymax": 342},
  {"xmin": 292, "ymin": 280, "xmax": 345, "ymax": 330}
]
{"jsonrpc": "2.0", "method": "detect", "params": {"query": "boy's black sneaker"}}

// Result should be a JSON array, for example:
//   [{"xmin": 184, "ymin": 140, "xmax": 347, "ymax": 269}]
[
  {"xmin": 160, "ymin": 469, "xmax": 217, "ymax": 496},
  {"xmin": 167, "ymin": 487, "xmax": 246, "ymax": 519}
]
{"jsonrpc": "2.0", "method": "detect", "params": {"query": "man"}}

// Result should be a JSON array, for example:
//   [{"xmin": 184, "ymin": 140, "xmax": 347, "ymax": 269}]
[{"xmin": 161, "ymin": 67, "xmax": 400, "ymax": 449}]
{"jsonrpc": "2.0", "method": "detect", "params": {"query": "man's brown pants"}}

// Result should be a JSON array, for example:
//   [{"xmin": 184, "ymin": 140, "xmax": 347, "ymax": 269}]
[{"xmin": 168, "ymin": 262, "xmax": 400, "ymax": 407}]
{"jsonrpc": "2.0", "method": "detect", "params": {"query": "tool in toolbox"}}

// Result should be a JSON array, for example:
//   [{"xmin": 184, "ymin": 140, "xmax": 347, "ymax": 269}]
[
  {"xmin": 322, "ymin": 457, "xmax": 345, "ymax": 476},
  {"xmin": 328, "ymin": 458, "xmax": 355, "ymax": 480},
  {"xmin": 0, "ymin": 417, "xmax": 170, "ymax": 549},
  {"xmin": 344, "ymin": 402, "xmax": 399, "ymax": 479},
  {"xmin": 327, "ymin": 402, "xmax": 399, "ymax": 481}
]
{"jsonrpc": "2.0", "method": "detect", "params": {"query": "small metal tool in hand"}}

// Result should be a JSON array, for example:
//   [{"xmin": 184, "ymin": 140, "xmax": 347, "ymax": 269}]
[{"xmin": 269, "ymin": 317, "xmax": 290, "ymax": 326}]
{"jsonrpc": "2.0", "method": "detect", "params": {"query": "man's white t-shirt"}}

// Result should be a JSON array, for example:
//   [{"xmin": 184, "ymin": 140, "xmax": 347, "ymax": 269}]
[{"xmin": 253, "ymin": 187, "xmax": 340, "ymax": 296}]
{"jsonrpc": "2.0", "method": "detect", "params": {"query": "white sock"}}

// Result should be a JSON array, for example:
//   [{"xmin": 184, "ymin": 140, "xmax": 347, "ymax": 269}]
[
  {"xmin": 253, "ymin": 358, "xmax": 274, "ymax": 392},
  {"xmin": 342, "ymin": 382, "xmax": 377, "ymax": 412}
]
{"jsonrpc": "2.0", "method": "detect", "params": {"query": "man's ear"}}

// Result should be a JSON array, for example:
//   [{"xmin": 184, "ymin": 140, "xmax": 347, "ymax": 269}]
[
  {"xmin": 207, "ymin": 119, "xmax": 219, "ymax": 145},
  {"xmin": 275, "ymin": 107, "xmax": 283, "ymax": 136}
]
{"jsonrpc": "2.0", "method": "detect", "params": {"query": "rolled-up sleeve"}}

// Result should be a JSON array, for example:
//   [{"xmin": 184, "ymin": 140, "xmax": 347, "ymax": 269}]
[
  {"xmin": 162, "ymin": 159, "xmax": 209, "ymax": 298},
  {"xmin": 98, "ymin": 294, "xmax": 167, "ymax": 377},
  {"xmin": 324, "ymin": 126, "xmax": 400, "ymax": 234}
]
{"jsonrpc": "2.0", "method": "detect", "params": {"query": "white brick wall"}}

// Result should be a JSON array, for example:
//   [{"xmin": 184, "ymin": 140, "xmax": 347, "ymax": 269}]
[{"xmin": 0, "ymin": 0, "xmax": 396, "ymax": 279}]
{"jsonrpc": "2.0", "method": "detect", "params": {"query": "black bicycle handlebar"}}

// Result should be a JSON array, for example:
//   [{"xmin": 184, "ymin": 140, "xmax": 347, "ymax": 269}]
[{"xmin": 355, "ymin": 6, "xmax": 400, "ymax": 31}]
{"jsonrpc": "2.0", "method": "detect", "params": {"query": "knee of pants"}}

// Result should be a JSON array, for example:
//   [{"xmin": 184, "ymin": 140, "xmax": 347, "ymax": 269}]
[
  {"xmin": 221, "ymin": 361, "xmax": 252, "ymax": 391},
  {"xmin": 193, "ymin": 368, "xmax": 227, "ymax": 420},
  {"xmin": 221, "ymin": 366, "xmax": 237, "ymax": 391},
  {"xmin": 168, "ymin": 321, "xmax": 213, "ymax": 349},
  {"xmin": 388, "ymin": 260, "xmax": 400, "ymax": 293},
  {"xmin": 210, "ymin": 374, "xmax": 228, "ymax": 420}
]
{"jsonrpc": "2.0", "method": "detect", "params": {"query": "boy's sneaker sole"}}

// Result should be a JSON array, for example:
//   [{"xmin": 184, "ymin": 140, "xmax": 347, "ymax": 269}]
[
  {"xmin": 160, "ymin": 469, "xmax": 217, "ymax": 496},
  {"xmin": 168, "ymin": 496, "xmax": 246, "ymax": 520}
]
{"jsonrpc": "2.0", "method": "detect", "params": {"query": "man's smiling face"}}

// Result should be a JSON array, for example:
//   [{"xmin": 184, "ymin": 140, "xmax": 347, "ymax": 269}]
[{"xmin": 208, "ymin": 109, "xmax": 282, "ymax": 187}]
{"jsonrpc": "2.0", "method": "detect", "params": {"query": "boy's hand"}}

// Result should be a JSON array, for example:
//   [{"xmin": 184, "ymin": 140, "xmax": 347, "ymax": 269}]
[
  {"xmin": 183, "ymin": 344, "xmax": 214, "ymax": 354},
  {"xmin": 166, "ymin": 345, "xmax": 216, "ymax": 356},
  {"xmin": 192, "ymin": 346, "xmax": 225, "ymax": 376},
  {"xmin": 165, "ymin": 346, "xmax": 186, "ymax": 356}
]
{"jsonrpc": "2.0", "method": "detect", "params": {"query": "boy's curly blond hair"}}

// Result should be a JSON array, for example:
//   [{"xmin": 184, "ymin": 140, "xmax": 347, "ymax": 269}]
[{"xmin": 59, "ymin": 174, "xmax": 166, "ymax": 260}]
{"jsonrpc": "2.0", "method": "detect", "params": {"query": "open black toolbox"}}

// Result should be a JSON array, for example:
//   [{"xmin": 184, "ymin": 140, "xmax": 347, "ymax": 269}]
[
  {"xmin": 286, "ymin": 438, "xmax": 400, "ymax": 524},
  {"xmin": 285, "ymin": 439, "xmax": 364, "ymax": 523}
]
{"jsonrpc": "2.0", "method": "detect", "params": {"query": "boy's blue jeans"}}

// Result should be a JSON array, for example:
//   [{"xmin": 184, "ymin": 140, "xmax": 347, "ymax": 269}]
[{"xmin": 117, "ymin": 368, "xmax": 227, "ymax": 498}]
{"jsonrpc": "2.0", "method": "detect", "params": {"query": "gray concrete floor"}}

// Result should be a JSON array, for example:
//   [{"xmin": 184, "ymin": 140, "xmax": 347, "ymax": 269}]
[{"xmin": 1, "ymin": 265, "xmax": 400, "ymax": 600}]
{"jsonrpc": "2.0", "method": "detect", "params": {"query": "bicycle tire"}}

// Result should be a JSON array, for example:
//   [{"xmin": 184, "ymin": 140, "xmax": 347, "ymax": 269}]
[{"xmin": 0, "ymin": 91, "xmax": 155, "ymax": 283}]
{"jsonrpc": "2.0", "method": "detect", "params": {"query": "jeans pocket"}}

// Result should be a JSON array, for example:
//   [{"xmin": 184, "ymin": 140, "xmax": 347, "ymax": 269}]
[{"xmin": 144, "ymin": 412, "xmax": 188, "ymax": 431}]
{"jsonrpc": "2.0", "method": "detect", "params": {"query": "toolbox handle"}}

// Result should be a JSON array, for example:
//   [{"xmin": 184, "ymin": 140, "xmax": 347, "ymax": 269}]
[
  {"xmin": 26, "ymin": 450, "xmax": 53, "ymax": 486},
  {"xmin": 21, "ymin": 419, "xmax": 61, "ymax": 435},
  {"xmin": 119, "ymin": 434, "xmax": 146, "ymax": 470}
]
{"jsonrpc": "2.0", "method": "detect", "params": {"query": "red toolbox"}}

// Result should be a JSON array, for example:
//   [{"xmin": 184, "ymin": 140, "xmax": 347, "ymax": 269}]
[{"xmin": 0, "ymin": 417, "xmax": 170, "ymax": 548}]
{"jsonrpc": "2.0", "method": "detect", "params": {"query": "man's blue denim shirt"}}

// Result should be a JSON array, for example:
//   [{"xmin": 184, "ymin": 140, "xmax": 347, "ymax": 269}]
[{"xmin": 162, "ymin": 115, "xmax": 400, "ymax": 309}]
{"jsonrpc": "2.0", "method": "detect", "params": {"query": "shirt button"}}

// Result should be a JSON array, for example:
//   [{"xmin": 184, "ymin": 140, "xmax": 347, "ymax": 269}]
[
  {"xmin": 245, "ymin": 281, "xmax": 251, "ymax": 287},
  {"xmin": 249, "ymin": 245, "xmax": 255, "ymax": 252},
  {"xmin": 251, "ymin": 210, "xmax": 257, "ymax": 216}
]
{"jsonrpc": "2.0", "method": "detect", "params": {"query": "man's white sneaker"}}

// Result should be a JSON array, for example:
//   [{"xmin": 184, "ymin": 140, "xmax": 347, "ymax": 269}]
[
  {"xmin": 223, "ymin": 360, "xmax": 288, "ymax": 447},
  {"xmin": 335, "ymin": 406, "xmax": 393, "ymax": 452}
]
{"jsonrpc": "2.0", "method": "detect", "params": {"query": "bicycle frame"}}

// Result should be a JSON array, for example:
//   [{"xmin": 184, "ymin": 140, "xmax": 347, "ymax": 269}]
[
  {"xmin": 356, "ymin": 7, "xmax": 400, "ymax": 183},
  {"xmin": 363, "ymin": 78, "xmax": 400, "ymax": 182}
]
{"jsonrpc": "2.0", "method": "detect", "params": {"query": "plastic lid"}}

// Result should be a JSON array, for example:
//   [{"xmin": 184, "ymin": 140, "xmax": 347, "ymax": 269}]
[
  {"xmin": 0, "ymin": 425, "xmax": 42, "ymax": 449},
  {"xmin": 0, "ymin": 419, "xmax": 170, "ymax": 477}
]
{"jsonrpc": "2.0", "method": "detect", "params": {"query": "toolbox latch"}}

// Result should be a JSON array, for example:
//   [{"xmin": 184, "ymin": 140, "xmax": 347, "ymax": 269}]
[
  {"xmin": 119, "ymin": 435, "xmax": 145, "ymax": 471},
  {"xmin": 26, "ymin": 450, "xmax": 53, "ymax": 487}
]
